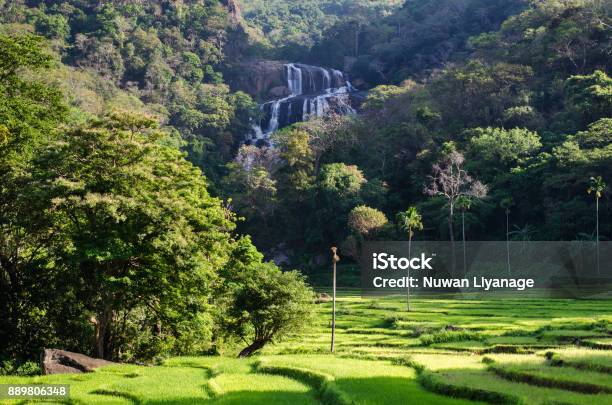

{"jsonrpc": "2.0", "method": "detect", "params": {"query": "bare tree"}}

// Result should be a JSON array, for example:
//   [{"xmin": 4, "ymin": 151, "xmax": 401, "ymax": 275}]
[
  {"xmin": 424, "ymin": 151, "xmax": 487, "ymax": 274},
  {"xmin": 235, "ymin": 144, "xmax": 281, "ymax": 174}
]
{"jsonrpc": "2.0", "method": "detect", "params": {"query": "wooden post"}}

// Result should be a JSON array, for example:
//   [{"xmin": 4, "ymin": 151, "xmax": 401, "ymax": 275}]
[{"xmin": 331, "ymin": 246, "xmax": 340, "ymax": 353}]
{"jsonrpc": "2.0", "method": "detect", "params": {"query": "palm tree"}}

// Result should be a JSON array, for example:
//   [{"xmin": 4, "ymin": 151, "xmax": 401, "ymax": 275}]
[
  {"xmin": 456, "ymin": 196, "xmax": 472, "ymax": 275},
  {"xmin": 587, "ymin": 176, "xmax": 606, "ymax": 275},
  {"xmin": 397, "ymin": 206, "xmax": 423, "ymax": 311},
  {"xmin": 509, "ymin": 224, "xmax": 535, "ymax": 242}
]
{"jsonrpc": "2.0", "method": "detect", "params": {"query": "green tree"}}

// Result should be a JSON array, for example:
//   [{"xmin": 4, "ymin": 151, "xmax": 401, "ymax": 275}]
[
  {"xmin": 467, "ymin": 127, "xmax": 542, "ymax": 179},
  {"xmin": 587, "ymin": 176, "xmax": 606, "ymax": 275},
  {"xmin": 565, "ymin": 70, "xmax": 612, "ymax": 127},
  {"xmin": 218, "ymin": 238, "xmax": 315, "ymax": 357},
  {"xmin": 37, "ymin": 111, "xmax": 236, "ymax": 360},
  {"xmin": 312, "ymin": 163, "xmax": 366, "ymax": 248},
  {"xmin": 224, "ymin": 145, "xmax": 279, "ymax": 246},
  {"xmin": 272, "ymin": 128, "xmax": 316, "ymax": 248},
  {"xmin": 396, "ymin": 206, "xmax": 423, "ymax": 311},
  {"xmin": 348, "ymin": 205, "xmax": 388, "ymax": 239},
  {"xmin": 0, "ymin": 34, "xmax": 67, "ymax": 361}
]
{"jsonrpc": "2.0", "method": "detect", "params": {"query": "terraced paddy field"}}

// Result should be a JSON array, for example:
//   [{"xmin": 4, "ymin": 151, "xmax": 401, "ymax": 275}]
[{"xmin": 2, "ymin": 292, "xmax": 611, "ymax": 404}]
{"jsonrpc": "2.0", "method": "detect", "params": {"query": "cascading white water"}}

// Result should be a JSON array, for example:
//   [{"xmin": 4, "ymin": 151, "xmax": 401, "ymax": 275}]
[
  {"xmin": 286, "ymin": 63, "xmax": 303, "ymax": 96},
  {"xmin": 267, "ymin": 100, "xmax": 281, "ymax": 134},
  {"xmin": 251, "ymin": 63, "xmax": 356, "ymax": 143}
]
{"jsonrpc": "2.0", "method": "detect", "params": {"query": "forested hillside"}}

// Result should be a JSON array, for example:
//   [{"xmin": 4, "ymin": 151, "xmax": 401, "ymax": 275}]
[
  {"xmin": 0, "ymin": 0, "xmax": 312, "ymax": 368},
  {"xmin": 1, "ymin": 0, "xmax": 610, "ymax": 268},
  {"xmin": 228, "ymin": 0, "xmax": 611, "ymax": 264},
  {"xmin": 0, "ymin": 0, "xmax": 258, "ymax": 186},
  {"xmin": 0, "ymin": 0, "xmax": 610, "ymax": 368},
  {"xmin": 240, "ymin": 0, "xmax": 403, "ymax": 59}
]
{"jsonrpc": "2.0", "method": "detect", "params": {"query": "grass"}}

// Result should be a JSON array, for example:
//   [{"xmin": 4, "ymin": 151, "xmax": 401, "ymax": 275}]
[
  {"xmin": 257, "ymin": 355, "xmax": 479, "ymax": 405},
  {"xmin": 485, "ymin": 356, "xmax": 612, "ymax": 394},
  {"xmin": 546, "ymin": 348, "xmax": 612, "ymax": 373},
  {"xmin": 1, "ymin": 293, "xmax": 611, "ymax": 404},
  {"xmin": 0, "ymin": 364, "xmax": 211, "ymax": 404}
]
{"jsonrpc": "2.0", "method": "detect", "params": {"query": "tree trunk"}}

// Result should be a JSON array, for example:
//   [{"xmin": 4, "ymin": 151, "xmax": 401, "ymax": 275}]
[
  {"xmin": 238, "ymin": 339, "xmax": 267, "ymax": 358},
  {"xmin": 449, "ymin": 203, "xmax": 456, "ymax": 275},
  {"xmin": 93, "ymin": 307, "xmax": 114, "ymax": 360},
  {"xmin": 448, "ymin": 204, "xmax": 455, "ymax": 243},
  {"xmin": 462, "ymin": 210, "xmax": 467, "ymax": 276},
  {"xmin": 406, "ymin": 232, "xmax": 411, "ymax": 311}
]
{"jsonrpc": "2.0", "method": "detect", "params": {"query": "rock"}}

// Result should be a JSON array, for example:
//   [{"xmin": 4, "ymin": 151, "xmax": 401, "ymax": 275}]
[
  {"xmin": 315, "ymin": 293, "xmax": 331, "ymax": 303},
  {"xmin": 226, "ymin": 60, "xmax": 287, "ymax": 101},
  {"xmin": 41, "ymin": 349, "xmax": 114, "ymax": 375},
  {"xmin": 221, "ymin": 0, "xmax": 243, "ymax": 26},
  {"xmin": 269, "ymin": 86, "xmax": 291, "ymax": 98}
]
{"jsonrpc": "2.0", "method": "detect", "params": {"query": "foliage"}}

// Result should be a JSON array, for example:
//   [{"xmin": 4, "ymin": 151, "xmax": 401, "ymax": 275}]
[
  {"xmin": 31, "ymin": 111, "xmax": 237, "ymax": 361},
  {"xmin": 2, "ymin": 296, "xmax": 612, "ymax": 403},
  {"xmin": 219, "ymin": 238, "xmax": 315, "ymax": 357},
  {"xmin": 397, "ymin": 206, "xmax": 424, "ymax": 240},
  {"xmin": 0, "ymin": 33, "xmax": 68, "ymax": 362},
  {"xmin": 308, "ymin": 0, "xmax": 527, "ymax": 83},
  {"xmin": 348, "ymin": 205, "xmax": 388, "ymax": 238},
  {"xmin": 0, "ymin": 0, "xmax": 258, "ymax": 183},
  {"xmin": 241, "ymin": 0, "xmax": 402, "ymax": 59}
]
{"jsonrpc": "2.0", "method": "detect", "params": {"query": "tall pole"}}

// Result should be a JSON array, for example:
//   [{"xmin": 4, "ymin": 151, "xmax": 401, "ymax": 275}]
[{"xmin": 331, "ymin": 247, "xmax": 340, "ymax": 353}]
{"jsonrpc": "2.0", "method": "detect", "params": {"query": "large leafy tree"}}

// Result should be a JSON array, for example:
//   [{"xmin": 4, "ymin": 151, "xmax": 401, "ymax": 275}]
[{"xmin": 35, "ymin": 111, "xmax": 237, "ymax": 360}]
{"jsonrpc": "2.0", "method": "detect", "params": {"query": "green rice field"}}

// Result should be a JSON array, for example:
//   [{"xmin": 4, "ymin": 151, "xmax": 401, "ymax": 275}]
[{"xmin": 2, "ymin": 292, "xmax": 611, "ymax": 404}]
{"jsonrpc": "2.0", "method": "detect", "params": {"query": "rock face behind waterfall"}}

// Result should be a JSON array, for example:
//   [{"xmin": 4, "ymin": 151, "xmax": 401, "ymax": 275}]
[
  {"xmin": 247, "ymin": 62, "xmax": 357, "ymax": 143},
  {"xmin": 227, "ymin": 60, "xmax": 288, "ymax": 100}
]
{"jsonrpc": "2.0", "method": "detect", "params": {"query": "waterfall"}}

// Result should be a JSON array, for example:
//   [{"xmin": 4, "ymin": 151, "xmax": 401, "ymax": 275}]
[
  {"xmin": 286, "ymin": 63, "xmax": 303, "ymax": 96},
  {"xmin": 250, "ymin": 63, "xmax": 356, "ymax": 143}
]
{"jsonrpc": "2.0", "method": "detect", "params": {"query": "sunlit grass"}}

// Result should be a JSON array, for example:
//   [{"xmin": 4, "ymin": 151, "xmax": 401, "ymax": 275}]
[{"xmin": 1, "ymin": 294, "xmax": 610, "ymax": 404}]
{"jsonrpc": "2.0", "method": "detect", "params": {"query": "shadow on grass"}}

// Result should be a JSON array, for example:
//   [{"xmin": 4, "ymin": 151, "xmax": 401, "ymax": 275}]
[
  {"xmin": 145, "ymin": 390, "xmax": 317, "ymax": 405},
  {"xmin": 91, "ymin": 388, "xmax": 142, "ymax": 404}
]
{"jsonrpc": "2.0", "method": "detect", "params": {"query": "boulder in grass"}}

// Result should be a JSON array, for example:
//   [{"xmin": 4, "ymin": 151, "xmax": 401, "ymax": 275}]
[
  {"xmin": 41, "ymin": 349, "xmax": 114, "ymax": 375},
  {"xmin": 315, "ymin": 293, "xmax": 331, "ymax": 303}
]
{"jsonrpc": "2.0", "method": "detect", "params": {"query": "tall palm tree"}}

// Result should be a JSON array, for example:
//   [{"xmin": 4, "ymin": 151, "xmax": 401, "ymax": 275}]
[
  {"xmin": 587, "ymin": 176, "xmax": 606, "ymax": 275},
  {"xmin": 397, "ymin": 207, "xmax": 423, "ymax": 311}
]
